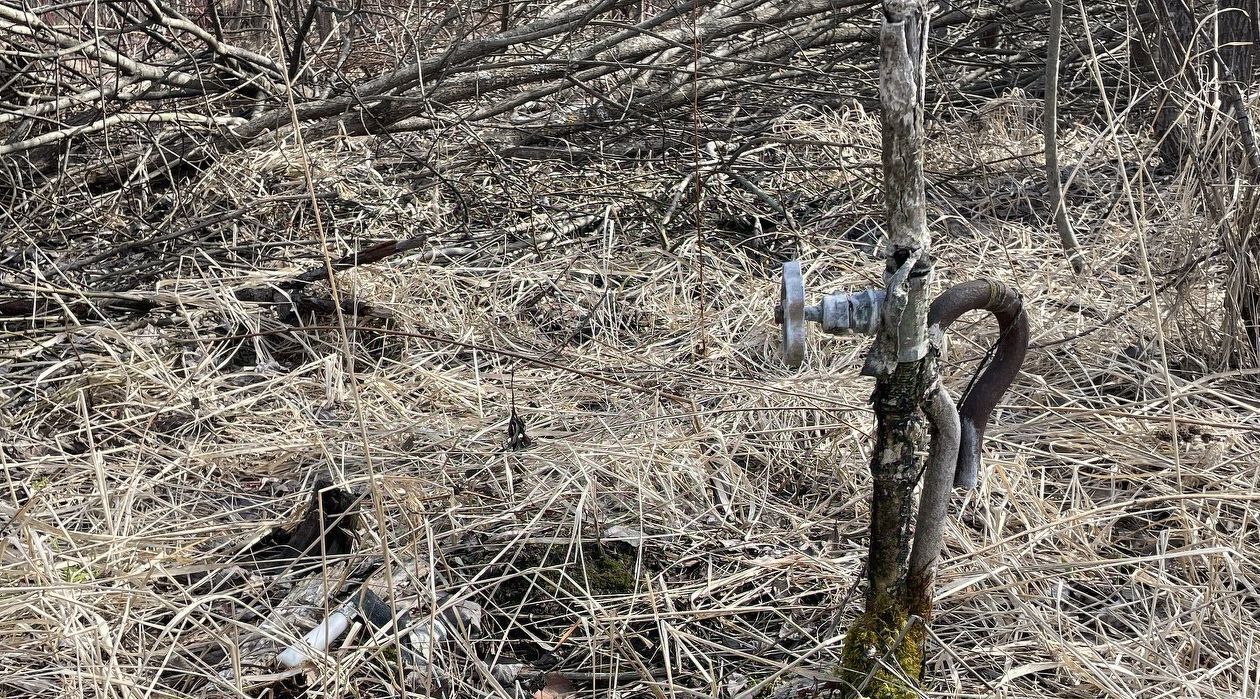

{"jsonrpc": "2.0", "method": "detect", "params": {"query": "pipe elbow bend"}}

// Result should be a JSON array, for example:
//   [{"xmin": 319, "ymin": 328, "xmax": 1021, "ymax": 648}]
[{"xmin": 928, "ymin": 279, "xmax": 1029, "ymax": 488}]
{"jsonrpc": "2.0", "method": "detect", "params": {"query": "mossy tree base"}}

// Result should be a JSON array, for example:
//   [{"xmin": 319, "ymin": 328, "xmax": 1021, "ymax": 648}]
[{"xmin": 836, "ymin": 595, "xmax": 924, "ymax": 699}]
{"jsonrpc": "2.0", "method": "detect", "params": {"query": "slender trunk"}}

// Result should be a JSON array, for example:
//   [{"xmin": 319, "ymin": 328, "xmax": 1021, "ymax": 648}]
[
  {"xmin": 1218, "ymin": 0, "xmax": 1260, "ymax": 359},
  {"xmin": 1140, "ymin": 0, "xmax": 1202, "ymax": 172},
  {"xmin": 840, "ymin": 2, "xmax": 935, "ymax": 695},
  {"xmin": 865, "ymin": 0, "xmax": 933, "ymax": 607},
  {"xmin": 1045, "ymin": 0, "xmax": 1086, "ymax": 274},
  {"xmin": 1217, "ymin": 0, "xmax": 1260, "ymax": 176}
]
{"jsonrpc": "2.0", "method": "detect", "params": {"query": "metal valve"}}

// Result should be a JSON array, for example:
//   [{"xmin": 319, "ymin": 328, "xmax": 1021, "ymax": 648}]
[
  {"xmin": 778, "ymin": 261, "xmax": 806, "ymax": 367},
  {"xmin": 774, "ymin": 260, "xmax": 886, "ymax": 368}
]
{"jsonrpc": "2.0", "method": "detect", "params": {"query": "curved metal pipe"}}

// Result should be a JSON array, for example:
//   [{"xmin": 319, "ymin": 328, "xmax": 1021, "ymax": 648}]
[
  {"xmin": 908, "ymin": 381, "xmax": 961, "ymax": 583},
  {"xmin": 927, "ymin": 279, "xmax": 1029, "ymax": 489}
]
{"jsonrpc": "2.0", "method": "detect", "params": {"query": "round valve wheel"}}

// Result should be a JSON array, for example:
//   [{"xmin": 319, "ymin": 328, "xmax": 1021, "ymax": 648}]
[{"xmin": 779, "ymin": 260, "xmax": 805, "ymax": 368}]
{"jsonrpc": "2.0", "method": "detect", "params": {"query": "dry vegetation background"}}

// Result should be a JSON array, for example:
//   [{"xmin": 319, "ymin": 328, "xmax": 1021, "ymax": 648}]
[{"xmin": 1, "ymin": 1, "xmax": 1259, "ymax": 698}]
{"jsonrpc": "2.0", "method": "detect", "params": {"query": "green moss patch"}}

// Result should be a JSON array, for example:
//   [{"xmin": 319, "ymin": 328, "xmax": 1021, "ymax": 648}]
[{"xmin": 836, "ymin": 598, "xmax": 924, "ymax": 699}]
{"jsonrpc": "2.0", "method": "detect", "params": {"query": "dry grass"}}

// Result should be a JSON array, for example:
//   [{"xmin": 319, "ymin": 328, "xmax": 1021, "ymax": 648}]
[{"xmin": 2, "ymin": 97, "xmax": 1258, "ymax": 699}]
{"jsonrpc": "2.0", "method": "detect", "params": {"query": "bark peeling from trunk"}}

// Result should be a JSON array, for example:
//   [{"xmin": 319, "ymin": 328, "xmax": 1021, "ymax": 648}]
[{"xmin": 839, "ymin": 2, "xmax": 937, "ymax": 697}]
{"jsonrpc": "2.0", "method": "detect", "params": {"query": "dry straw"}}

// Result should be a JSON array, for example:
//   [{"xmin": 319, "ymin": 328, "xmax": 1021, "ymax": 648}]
[{"xmin": 1, "ymin": 90, "xmax": 1257, "ymax": 699}]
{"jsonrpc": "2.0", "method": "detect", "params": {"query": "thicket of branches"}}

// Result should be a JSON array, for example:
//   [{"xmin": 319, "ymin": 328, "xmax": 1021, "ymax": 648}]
[
  {"xmin": 4, "ymin": 1, "xmax": 1256, "ymax": 362},
  {"xmin": 0, "ymin": 0, "xmax": 1129, "ymax": 190}
]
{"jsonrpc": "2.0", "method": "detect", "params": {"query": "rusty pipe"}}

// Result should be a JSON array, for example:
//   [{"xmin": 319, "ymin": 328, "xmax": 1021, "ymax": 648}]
[
  {"xmin": 928, "ymin": 279, "xmax": 1028, "ymax": 489},
  {"xmin": 908, "ymin": 380, "xmax": 961, "ymax": 583}
]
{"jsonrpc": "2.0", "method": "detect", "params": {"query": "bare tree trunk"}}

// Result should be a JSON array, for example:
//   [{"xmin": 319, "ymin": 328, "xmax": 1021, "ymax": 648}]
[
  {"xmin": 1218, "ymin": 0, "xmax": 1259, "ymax": 174},
  {"xmin": 1218, "ymin": 0, "xmax": 1260, "ymax": 360},
  {"xmin": 839, "ymin": 2, "xmax": 935, "ymax": 696},
  {"xmin": 1218, "ymin": 1, "xmax": 1257, "ymax": 76},
  {"xmin": 1045, "ymin": 0, "xmax": 1086, "ymax": 274},
  {"xmin": 1140, "ymin": 0, "xmax": 1203, "ymax": 172}
]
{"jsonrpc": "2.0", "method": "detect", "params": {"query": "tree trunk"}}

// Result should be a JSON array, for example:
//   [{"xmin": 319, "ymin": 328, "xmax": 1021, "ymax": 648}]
[
  {"xmin": 839, "ymin": 2, "xmax": 935, "ymax": 696},
  {"xmin": 1218, "ymin": 0, "xmax": 1260, "ymax": 360},
  {"xmin": 1218, "ymin": 0, "xmax": 1260, "ymax": 174},
  {"xmin": 1045, "ymin": 0, "xmax": 1086, "ymax": 273},
  {"xmin": 1139, "ymin": 0, "xmax": 1202, "ymax": 172}
]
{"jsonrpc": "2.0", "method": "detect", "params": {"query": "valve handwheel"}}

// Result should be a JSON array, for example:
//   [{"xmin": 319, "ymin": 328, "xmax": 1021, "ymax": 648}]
[{"xmin": 779, "ymin": 260, "xmax": 805, "ymax": 368}]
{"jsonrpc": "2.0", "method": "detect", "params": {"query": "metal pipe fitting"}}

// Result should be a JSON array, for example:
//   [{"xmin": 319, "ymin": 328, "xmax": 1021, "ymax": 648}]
[{"xmin": 774, "ymin": 262, "xmax": 1029, "ymax": 490}]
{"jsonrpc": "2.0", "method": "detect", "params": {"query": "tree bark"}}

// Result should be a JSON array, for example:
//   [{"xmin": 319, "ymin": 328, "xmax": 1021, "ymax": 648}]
[
  {"xmin": 865, "ymin": 0, "xmax": 933, "ymax": 607},
  {"xmin": 1217, "ymin": 0, "xmax": 1260, "ymax": 358},
  {"xmin": 1217, "ymin": 0, "xmax": 1260, "ymax": 175},
  {"xmin": 840, "ymin": 1, "xmax": 935, "ymax": 696},
  {"xmin": 1139, "ymin": 0, "xmax": 1202, "ymax": 172},
  {"xmin": 1044, "ymin": 0, "xmax": 1086, "ymax": 274}
]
